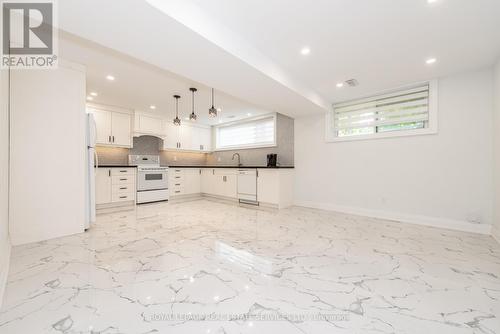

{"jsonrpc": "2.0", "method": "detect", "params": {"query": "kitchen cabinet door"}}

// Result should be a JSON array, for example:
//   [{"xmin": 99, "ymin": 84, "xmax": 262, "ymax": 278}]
[
  {"xmin": 184, "ymin": 169, "xmax": 201, "ymax": 194},
  {"xmin": 178, "ymin": 124, "xmax": 192, "ymax": 150},
  {"xmin": 198, "ymin": 127, "xmax": 212, "ymax": 152},
  {"xmin": 111, "ymin": 112, "xmax": 131, "ymax": 147},
  {"xmin": 223, "ymin": 174, "xmax": 237, "ymax": 198},
  {"xmin": 92, "ymin": 109, "xmax": 112, "ymax": 145},
  {"xmin": 201, "ymin": 169, "xmax": 215, "ymax": 194},
  {"xmin": 164, "ymin": 122, "xmax": 179, "ymax": 149},
  {"xmin": 257, "ymin": 170, "xmax": 279, "ymax": 205},
  {"xmin": 96, "ymin": 168, "xmax": 112, "ymax": 204},
  {"xmin": 135, "ymin": 114, "xmax": 165, "ymax": 136}
]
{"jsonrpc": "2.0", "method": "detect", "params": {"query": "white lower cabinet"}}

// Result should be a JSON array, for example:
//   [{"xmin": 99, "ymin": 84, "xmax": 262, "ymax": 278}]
[
  {"xmin": 257, "ymin": 169, "xmax": 294, "ymax": 209},
  {"xmin": 96, "ymin": 168, "xmax": 136, "ymax": 206},
  {"xmin": 167, "ymin": 167, "xmax": 293, "ymax": 208}
]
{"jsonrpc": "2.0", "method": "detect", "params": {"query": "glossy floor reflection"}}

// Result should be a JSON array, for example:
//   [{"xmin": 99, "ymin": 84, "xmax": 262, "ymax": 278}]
[{"xmin": 1, "ymin": 199, "xmax": 499, "ymax": 333}]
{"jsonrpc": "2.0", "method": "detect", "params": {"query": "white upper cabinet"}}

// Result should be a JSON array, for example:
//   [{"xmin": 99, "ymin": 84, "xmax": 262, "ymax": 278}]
[
  {"xmin": 112, "ymin": 112, "xmax": 132, "ymax": 146},
  {"xmin": 192, "ymin": 126, "xmax": 212, "ymax": 152},
  {"xmin": 88, "ymin": 104, "xmax": 132, "ymax": 147},
  {"xmin": 164, "ymin": 122, "xmax": 179, "ymax": 150},
  {"xmin": 92, "ymin": 109, "xmax": 112, "ymax": 145},
  {"xmin": 178, "ymin": 124, "xmax": 193, "ymax": 150},
  {"xmin": 163, "ymin": 123, "xmax": 212, "ymax": 152},
  {"xmin": 133, "ymin": 112, "xmax": 166, "ymax": 138}
]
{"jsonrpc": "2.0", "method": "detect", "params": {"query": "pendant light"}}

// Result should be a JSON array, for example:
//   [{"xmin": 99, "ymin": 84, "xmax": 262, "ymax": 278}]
[
  {"xmin": 208, "ymin": 88, "xmax": 217, "ymax": 118},
  {"xmin": 173, "ymin": 95, "xmax": 181, "ymax": 126},
  {"xmin": 189, "ymin": 87, "xmax": 197, "ymax": 121}
]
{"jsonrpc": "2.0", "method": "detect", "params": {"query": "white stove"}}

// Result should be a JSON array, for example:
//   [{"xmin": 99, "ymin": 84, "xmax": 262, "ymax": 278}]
[{"xmin": 129, "ymin": 155, "xmax": 169, "ymax": 204}]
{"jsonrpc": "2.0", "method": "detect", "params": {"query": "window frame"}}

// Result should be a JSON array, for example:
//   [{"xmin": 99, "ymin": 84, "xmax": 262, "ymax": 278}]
[
  {"xmin": 325, "ymin": 80, "xmax": 438, "ymax": 143},
  {"xmin": 213, "ymin": 113, "xmax": 277, "ymax": 151}
]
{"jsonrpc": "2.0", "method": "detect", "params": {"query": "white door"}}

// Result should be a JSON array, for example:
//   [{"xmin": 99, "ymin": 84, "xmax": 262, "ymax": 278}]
[
  {"xmin": 201, "ymin": 169, "xmax": 214, "ymax": 194},
  {"xmin": 96, "ymin": 168, "xmax": 112, "ymax": 204},
  {"xmin": 199, "ymin": 127, "xmax": 212, "ymax": 152},
  {"xmin": 185, "ymin": 169, "xmax": 201, "ymax": 194},
  {"xmin": 178, "ymin": 124, "xmax": 192, "ymax": 150},
  {"xmin": 224, "ymin": 173, "xmax": 237, "ymax": 198},
  {"xmin": 111, "ymin": 112, "xmax": 131, "ymax": 146},
  {"xmin": 190, "ymin": 127, "xmax": 201, "ymax": 151},
  {"xmin": 257, "ymin": 170, "xmax": 279, "ymax": 205},
  {"xmin": 137, "ymin": 114, "xmax": 164, "ymax": 135},
  {"xmin": 164, "ymin": 122, "xmax": 179, "ymax": 149},
  {"xmin": 92, "ymin": 109, "xmax": 112, "ymax": 145}
]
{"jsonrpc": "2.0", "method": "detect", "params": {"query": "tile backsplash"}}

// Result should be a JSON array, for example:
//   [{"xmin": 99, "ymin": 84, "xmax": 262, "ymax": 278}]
[{"xmin": 96, "ymin": 113, "xmax": 294, "ymax": 167}]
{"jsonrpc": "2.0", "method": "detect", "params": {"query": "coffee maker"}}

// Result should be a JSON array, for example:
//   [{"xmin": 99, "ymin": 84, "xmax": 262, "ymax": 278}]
[{"xmin": 267, "ymin": 154, "xmax": 278, "ymax": 167}]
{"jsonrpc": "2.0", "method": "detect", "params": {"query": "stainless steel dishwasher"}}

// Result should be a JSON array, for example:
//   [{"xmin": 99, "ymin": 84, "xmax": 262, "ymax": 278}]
[{"xmin": 237, "ymin": 169, "xmax": 257, "ymax": 204}]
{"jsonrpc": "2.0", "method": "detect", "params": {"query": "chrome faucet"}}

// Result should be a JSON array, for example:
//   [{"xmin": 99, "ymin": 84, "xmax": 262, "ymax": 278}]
[{"xmin": 232, "ymin": 153, "xmax": 242, "ymax": 167}]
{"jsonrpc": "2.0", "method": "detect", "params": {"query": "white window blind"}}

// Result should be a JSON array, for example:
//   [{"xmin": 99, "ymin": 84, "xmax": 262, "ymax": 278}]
[
  {"xmin": 216, "ymin": 116, "xmax": 275, "ymax": 149},
  {"xmin": 333, "ymin": 84, "xmax": 430, "ymax": 138}
]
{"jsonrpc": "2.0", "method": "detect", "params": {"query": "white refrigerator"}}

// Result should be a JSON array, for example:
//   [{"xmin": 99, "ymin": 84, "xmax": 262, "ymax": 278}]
[{"xmin": 85, "ymin": 113, "xmax": 97, "ymax": 229}]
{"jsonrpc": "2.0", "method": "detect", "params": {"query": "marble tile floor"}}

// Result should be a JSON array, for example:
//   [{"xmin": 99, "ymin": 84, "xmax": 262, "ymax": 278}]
[{"xmin": 0, "ymin": 199, "xmax": 499, "ymax": 334}]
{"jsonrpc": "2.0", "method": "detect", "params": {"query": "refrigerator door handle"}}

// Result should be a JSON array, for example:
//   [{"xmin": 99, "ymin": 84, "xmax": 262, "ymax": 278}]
[{"xmin": 94, "ymin": 150, "xmax": 99, "ymax": 169}]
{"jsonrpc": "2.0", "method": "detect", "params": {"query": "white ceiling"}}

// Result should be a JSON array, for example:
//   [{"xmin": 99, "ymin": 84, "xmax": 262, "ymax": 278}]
[
  {"xmin": 187, "ymin": 0, "xmax": 500, "ymax": 102},
  {"xmin": 59, "ymin": 34, "xmax": 271, "ymax": 125},
  {"xmin": 57, "ymin": 0, "xmax": 500, "ymax": 118}
]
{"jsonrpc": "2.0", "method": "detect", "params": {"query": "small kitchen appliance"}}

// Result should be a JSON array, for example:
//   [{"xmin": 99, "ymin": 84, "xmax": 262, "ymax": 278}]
[{"xmin": 267, "ymin": 154, "xmax": 278, "ymax": 167}]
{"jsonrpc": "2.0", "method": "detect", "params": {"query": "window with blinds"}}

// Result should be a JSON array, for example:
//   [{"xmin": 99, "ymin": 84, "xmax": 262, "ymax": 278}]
[
  {"xmin": 331, "ymin": 84, "xmax": 434, "ymax": 139},
  {"xmin": 215, "ymin": 115, "xmax": 276, "ymax": 150}
]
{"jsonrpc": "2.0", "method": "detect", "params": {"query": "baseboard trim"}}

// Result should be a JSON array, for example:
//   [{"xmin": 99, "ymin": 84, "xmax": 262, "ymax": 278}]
[
  {"xmin": 492, "ymin": 226, "xmax": 500, "ymax": 244},
  {"xmin": 294, "ymin": 200, "xmax": 492, "ymax": 235},
  {"xmin": 0, "ymin": 238, "xmax": 11, "ymax": 308}
]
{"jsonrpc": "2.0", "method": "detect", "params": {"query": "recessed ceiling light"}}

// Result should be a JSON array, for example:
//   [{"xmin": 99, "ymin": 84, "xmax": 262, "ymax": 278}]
[
  {"xmin": 86, "ymin": 96, "xmax": 93, "ymax": 101},
  {"xmin": 336, "ymin": 82, "xmax": 344, "ymax": 88},
  {"xmin": 426, "ymin": 58, "xmax": 437, "ymax": 65},
  {"xmin": 106, "ymin": 75, "xmax": 115, "ymax": 81},
  {"xmin": 184, "ymin": 117, "xmax": 190, "ymax": 121},
  {"xmin": 90, "ymin": 92, "xmax": 98, "ymax": 96},
  {"xmin": 149, "ymin": 105, "xmax": 156, "ymax": 110},
  {"xmin": 247, "ymin": 113, "xmax": 252, "ymax": 117},
  {"xmin": 300, "ymin": 47, "xmax": 311, "ymax": 55},
  {"xmin": 427, "ymin": 0, "xmax": 437, "ymax": 3}
]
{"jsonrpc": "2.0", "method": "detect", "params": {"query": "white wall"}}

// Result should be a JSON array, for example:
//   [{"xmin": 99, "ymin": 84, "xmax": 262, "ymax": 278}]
[
  {"xmin": 494, "ymin": 60, "xmax": 500, "ymax": 242},
  {"xmin": 9, "ymin": 61, "xmax": 87, "ymax": 245},
  {"xmin": 0, "ymin": 68, "xmax": 11, "ymax": 305},
  {"xmin": 295, "ymin": 69, "xmax": 494, "ymax": 234}
]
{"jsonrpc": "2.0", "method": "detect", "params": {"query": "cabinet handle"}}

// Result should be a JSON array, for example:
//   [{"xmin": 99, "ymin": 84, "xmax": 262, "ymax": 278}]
[
  {"xmin": 120, "ymin": 178, "xmax": 127, "ymax": 181},
  {"xmin": 119, "ymin": 196, "xmax": 127, "ymax": 199},
  {"xmin": 108, "ymin": 170, "xmax": 111, "ymax": 177},
  {"xmin": 108, "ymin": 135, "xmax": 111, "ymax": 143},
  {"xmin": 120, "ymin": 187, "xmax": 127, "ymax": 190},
  {"xmin": 175, "ymin": 169, "xmax": 181, "ymax": 172},
  {"xmin": 175, "ymin": 191, "xmax": 181, "ymax": 193},
  {"xmin": 119, "ymin": 170, "xmax": 127, "ymax": 173},
  {"xmin": 175, "ymin": 176, "xmax": 181, "ymax": 179},
  {"xmin": 112, "ymin": 136, "xmax": 115, "ymax": 143},
  {"xmin": 175, "ymin": 183, "xmax": 181, "ymax": 186}
]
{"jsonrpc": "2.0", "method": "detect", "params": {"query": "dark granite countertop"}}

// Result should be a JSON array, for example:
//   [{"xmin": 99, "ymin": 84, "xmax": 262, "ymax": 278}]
[
  {"xmin": 97, "ymin": 165, "xmax": 294, "ymax": 169},
  {"xmin": 165, "ymin": 165, "xmax": 294, "ymax": 169}
]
